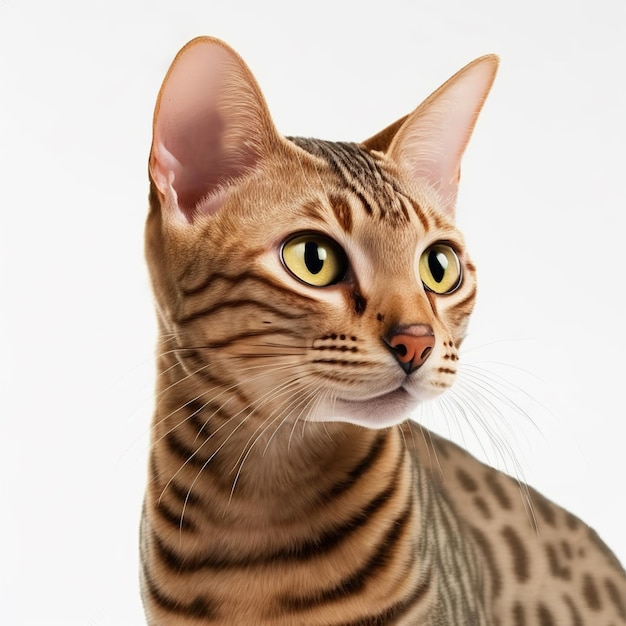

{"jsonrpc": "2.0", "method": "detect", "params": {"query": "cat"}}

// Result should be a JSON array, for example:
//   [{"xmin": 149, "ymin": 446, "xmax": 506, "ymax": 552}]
[{"xmin": 140, "ymin": 36, "xmax": 626, "ymax": 625}]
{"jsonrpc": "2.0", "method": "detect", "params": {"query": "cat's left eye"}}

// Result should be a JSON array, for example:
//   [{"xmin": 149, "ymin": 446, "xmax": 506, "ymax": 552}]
[
  {"xmin": 419, "ymin": 243, "xmax": 462, "ymax": 294},
  {"xmin": 281, "ymin": 234, "xmax": 347, "ymax": 287}
]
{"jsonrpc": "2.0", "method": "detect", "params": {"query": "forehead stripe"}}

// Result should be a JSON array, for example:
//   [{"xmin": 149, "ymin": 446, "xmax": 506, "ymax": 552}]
[{"xmin": 290, "ymin": 137, "xmax": 411, "ymax": 226}]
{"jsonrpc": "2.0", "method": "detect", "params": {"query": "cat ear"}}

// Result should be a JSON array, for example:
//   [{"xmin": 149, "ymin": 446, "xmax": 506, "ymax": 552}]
[
  {"xmin": 149, "ymin": 37, "xmax": 279, "ymax": 222},
  {"xmin": 364, "ymin": 55, "xmax": 498, "ymax": 217},
  {"xmin": 361, "ymin": 115, "xmax": 408, "ymax": 153}
]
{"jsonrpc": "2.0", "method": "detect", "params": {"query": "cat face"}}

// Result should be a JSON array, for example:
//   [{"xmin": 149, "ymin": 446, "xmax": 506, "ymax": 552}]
[{"xmin": 146, "ymin": 37, "xmax": 496, "ymax": 429}]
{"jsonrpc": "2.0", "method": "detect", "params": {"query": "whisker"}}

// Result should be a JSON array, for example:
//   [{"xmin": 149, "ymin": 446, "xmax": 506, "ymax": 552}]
[
  {"xmin": 227, "ymin": 381, "xmax": 322, "ymax": 502},
  {"xmin": 445, "ymin": 368, "xmax": 539, "ymax": 529},
  {"xmin": 150, "ymin": 359, "xmax": 310, "ymax": 449},
  {"xmin": 165, "ymin": 368, "xmax": 326, "ymax": 527}
]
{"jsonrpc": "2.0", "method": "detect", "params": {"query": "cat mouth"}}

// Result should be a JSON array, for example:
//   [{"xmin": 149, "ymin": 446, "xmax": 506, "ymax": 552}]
[{"xmin": 327, "ymin": 386, "xmax": 416, "ymax": 428}]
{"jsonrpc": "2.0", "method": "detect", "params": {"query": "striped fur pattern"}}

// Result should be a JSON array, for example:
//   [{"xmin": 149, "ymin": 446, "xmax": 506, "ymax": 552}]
[{"xmin": 141, "ymin": 37, "xmax": 626, "ymax": 624}]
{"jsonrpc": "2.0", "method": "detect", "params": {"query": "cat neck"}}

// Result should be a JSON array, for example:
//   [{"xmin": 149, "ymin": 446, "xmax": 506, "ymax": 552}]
[
  {"xmin": 150, "ymin": 352, "xmax": 410, "ymax": 524},
  {"xmin": 147, "ymin": 352, "xmax": 438, "ymax": 611}
]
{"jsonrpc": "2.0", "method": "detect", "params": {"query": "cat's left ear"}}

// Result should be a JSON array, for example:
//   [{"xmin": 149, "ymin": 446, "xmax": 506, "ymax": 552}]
[{"xmin": 363, "ymin": 55, "xmax": 498, "ymax": 217}]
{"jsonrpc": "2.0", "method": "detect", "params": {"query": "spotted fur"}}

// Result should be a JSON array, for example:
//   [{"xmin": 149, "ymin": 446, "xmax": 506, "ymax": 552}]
[{"xmin": 140, "ymin": 37, "xmax": 626, "ymax": 625}]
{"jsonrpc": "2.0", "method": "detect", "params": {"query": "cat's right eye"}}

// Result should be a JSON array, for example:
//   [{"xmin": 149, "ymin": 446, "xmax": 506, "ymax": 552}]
[{"xmin": 281, "ymin": 234, "xmax": 348, "ymax": 287}]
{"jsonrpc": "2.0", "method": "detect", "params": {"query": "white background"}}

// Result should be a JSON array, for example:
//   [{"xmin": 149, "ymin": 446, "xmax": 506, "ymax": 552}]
[{"xmin": 1, "ymin": 1, "xmax": 624, "ymax": 624}]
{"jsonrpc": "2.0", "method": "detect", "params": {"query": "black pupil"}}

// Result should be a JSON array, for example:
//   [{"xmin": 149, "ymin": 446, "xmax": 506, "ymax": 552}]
[
  {"xmin": 304, "ymin": 242, "xmax": 325, "ymax": 274},
  {"xmin": 428, "ymin": 250, "xmax": 447, "ymax": 283}
]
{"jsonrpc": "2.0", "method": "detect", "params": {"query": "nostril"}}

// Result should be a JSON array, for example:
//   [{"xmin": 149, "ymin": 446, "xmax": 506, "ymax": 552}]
[
  {"xmin": 420, "ymin": 346, "xmax": 433, "ymax": 361},
  {"xmin": 394, "ymin": 343, "xmax": 408, "ymax": 358}
]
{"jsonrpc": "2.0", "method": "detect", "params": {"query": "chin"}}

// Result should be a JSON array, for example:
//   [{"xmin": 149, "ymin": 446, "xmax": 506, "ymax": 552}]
[{"xmin": 311, "ymin": 387, "xmax": 420, "ymax": 429}]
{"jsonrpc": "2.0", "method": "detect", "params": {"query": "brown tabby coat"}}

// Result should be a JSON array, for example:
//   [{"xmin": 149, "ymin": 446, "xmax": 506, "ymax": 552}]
[{"xmin": 140, "ymin": 37, "xmax": 626, "ymax": 625}]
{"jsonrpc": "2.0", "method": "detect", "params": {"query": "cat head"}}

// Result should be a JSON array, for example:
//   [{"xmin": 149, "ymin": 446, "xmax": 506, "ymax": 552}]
[{"xmin": 146, "ymin": 37, "xmax": 497, "ymax": 429}]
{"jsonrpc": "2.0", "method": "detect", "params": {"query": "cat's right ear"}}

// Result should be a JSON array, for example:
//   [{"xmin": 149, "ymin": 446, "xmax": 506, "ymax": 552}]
[
  {"xmin": 363, "ymin": 55, "xmax": 498, "ymax": 218},
  {"xmin": 149, "ymin": 37, "xmax": 279, "ymax": 223}
]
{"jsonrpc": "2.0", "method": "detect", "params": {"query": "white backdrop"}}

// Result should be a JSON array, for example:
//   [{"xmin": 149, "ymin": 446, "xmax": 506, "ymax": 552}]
[{"xmin": 1, "ymin": 1, "xmax": 624, "ymax": 624}]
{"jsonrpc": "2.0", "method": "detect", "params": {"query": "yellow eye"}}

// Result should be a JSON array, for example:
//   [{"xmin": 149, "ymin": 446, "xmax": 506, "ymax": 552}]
[
  {"xmin": 419, "ymin": 244, "xmax": 462, "ymax": 294},
  {"xmin": 281, "ymin": 234, "xmax": 347, "ymax": 287}
]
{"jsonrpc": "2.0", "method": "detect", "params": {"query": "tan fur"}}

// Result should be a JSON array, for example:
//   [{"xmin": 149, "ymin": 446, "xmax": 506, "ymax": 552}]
[{"xmin": 140, "ymin": 37, "xmax": 626, "ymax": 625}]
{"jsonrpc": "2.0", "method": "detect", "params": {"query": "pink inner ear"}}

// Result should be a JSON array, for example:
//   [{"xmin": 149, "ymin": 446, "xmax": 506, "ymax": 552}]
[
  {"xmin": 389, "ymin": 55, "xmax": 498, "ymax": 217},
  {"xmin": 154, "ymin": 108, "xmax": 231, "ymax": 217},
  {"xmin": 150, "ymin": 38, "xmax": 273, "ymax": 221}
]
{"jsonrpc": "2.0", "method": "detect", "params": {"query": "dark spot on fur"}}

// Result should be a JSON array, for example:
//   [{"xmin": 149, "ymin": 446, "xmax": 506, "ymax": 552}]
[
  {"xmin": 561, "ymin": 540, "xmax": 573, "ymax": 560},
  {"xmin": 484, "ymin": 472, "xmax": 512, "ymax": 510},
  {"xmin": 537, "ymin": 602, "xmax": 556, "ymax": 626},
  {"xmin": 545, "ymin": 542, "xmax": 571, "ymax": 580},
  {"xmin": 512, "ymin": 601, "xmax": 525, "ymax": 626},
  {"xmin": 565, "ymin": 512, "xmax": 580, "ymax": 530},
  {"xmin": 474, "ymin": 496, "xmax": 492, "ymax": 520},
  {"xmin": 582, "ymin": 573, "xmax": 602, "ymax": 610},
  {"xmin": 562, "ymin": 593, "xmax": 584, "ymax": 626},
  {"xmin": 501, "ymin": 526, "xmax": 529, "ymax": 582},
  {"xmin": 605, "ymin": 577, "xmax": 626, "ymax": 620},
  {"xmin": 456, "ymin": 467, "xmax": 478, "ymax": 492},
  {"xmin": 529, "ymin": 488, "xmax": 557, "ymax": 527}
]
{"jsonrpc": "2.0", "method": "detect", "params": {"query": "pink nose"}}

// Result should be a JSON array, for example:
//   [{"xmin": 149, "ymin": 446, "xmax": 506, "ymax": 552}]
[{"xmin": 387, "ymin": 325, "xmax": 435, "ymax": 374}]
